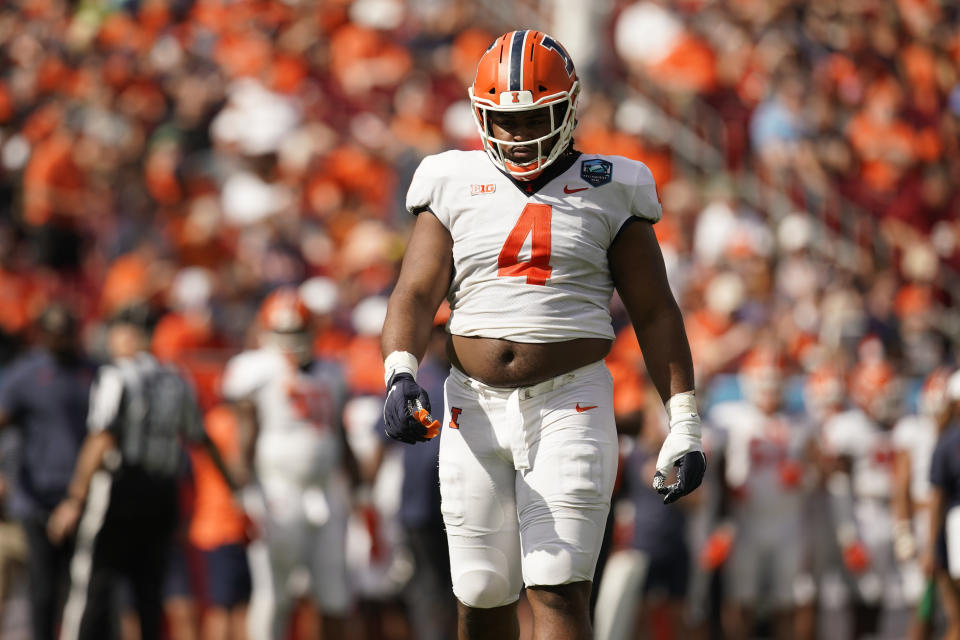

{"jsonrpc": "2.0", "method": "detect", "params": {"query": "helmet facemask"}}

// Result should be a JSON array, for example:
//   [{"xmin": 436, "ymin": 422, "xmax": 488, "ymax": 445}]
[{"xmin": 469, "ymin": 82, "xmax": 580, "ymax": 181}]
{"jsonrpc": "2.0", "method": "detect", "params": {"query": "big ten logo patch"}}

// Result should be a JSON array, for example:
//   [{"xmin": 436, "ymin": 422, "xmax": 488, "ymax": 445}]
[
  {"xmin": 449, "ymin": 407, "xmax": 463, "ymax": 429},
  {"xmin": 471, "ymin": 183, "xmax": 497, "ymax": 196}
]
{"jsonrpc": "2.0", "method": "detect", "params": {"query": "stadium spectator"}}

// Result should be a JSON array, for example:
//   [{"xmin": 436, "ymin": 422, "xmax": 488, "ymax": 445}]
[{"xmin": 189, "ymin": 404, "xmax": 252, "ymax": 640}]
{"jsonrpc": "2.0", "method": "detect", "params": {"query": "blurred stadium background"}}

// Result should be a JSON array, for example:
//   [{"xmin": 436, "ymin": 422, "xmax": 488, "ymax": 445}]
[{"xmin": 0, "ymin": 0, "xmax": 958, "ymax": 638}]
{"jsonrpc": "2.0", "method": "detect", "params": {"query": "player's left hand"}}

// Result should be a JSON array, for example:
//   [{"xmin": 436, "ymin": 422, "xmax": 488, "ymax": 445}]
[
  {"xmin": 653, "ymin": 392, "xmax": 706, "ymax": 504},
  {"xmin": 383, "ymin": 373, "xmax": 440, "ymax": 444},
  {"xmin": 653, "ymin": 448, "xmax": 706, "ymax": 504},
  {"xmin": 47, "ymin": 497, "xmax": 83, "ymax": 544}
]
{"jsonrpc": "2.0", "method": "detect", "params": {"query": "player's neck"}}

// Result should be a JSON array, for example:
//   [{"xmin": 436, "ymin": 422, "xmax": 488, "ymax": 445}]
[{"xmin": 504, "ymin": 146, "xmax": 581, "ymax": 196}]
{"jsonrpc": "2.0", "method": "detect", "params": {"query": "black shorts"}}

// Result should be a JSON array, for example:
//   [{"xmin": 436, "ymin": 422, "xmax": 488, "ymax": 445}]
[
  {"xmin": 203, "ymin": 543, "xmax": 251, "ymax": 608},
  {"xmin": 642, "ymin": 548, "xmax": 690, "ymax": 600}
]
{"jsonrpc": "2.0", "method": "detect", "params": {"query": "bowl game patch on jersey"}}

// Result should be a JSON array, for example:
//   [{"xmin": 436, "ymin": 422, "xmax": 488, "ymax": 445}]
[{"xmin": 581, "ymin": 158, "xmax": 612, "ymax": 186}]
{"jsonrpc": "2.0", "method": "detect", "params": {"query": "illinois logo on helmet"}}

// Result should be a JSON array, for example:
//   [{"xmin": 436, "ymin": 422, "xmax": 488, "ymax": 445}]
[{"xmin": 469, "ymin": 30, "xmax": 580, "ymax": 180}]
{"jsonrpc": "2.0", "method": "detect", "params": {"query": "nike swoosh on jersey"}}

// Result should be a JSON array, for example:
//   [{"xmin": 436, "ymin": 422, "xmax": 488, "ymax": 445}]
[
  {"xmin": 575, "ymin": 403, "xmax": 598, "ymax": 413},
  {"xmin": 563, "ymin": 185, "xmax": 589, "ymax": 194}
]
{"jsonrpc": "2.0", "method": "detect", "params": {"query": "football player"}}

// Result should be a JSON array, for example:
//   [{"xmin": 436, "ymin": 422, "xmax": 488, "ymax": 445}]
[
  {"xmin": 221, "ymin": 288, "xmax": 354, "ymax": 640},
  {"xmin": 380, "ymin": 30, "xmax": 704, "ymax": 639},
  {"xmin": 708, "ymin": 345, "xmax": 817, "ymax": 639},
  {"xmin": 821, "ymin": 358, "xmax": 905, "ymax": 638}
]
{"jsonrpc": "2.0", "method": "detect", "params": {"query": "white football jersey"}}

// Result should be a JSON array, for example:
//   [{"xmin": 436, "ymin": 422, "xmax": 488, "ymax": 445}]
[
  {"xmin": 709, "ymin": 401, "xmax": 813, "ymax": 517},
  {"xmin": 222, "ymin": 347, "xmax": 346, "ymax": 484},
  {"xmin": 892, "ymin": 414, "xmax": 937, "ymax": 502},
  {"xmin": 823, "ymin": 409, "xmax": 895, "ymax": 501},
  {"xmin": 405, "ymin": 150, "xmax": 662, "ymax": 342}
]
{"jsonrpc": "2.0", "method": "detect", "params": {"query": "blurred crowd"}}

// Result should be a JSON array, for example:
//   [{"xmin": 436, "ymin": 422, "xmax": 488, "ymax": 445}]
[{"xmin": 0, "ymin": 0, "xmax": 958, "ymax": 638}]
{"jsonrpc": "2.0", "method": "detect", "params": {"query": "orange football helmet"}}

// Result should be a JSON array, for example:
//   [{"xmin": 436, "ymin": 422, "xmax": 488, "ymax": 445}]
[
  {"xmin": 258, "ymin": 287, "xmax": 313, "ymax": 363},
  {"xmin": 849, "ymin": 360, "xmax": 901, "ymax": 423},
  {"xmin": 803, "ymin": 363, "xmax": 846, "ymax": 421},
  {"xmin": 469, "ymin": 30, "xmax": 580, "ymax": 180},
  {"xmin": 739, "ymin": 346, "xmax": 786, "ymax": 413}
]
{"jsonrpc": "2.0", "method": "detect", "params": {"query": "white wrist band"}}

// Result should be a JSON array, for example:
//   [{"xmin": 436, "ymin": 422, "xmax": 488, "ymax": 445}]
[
  {"xmin": 666, "ymin": 390, "xmax": 701, "ymax": 436},
  {"xmin": 384, "ymin": 350, "xmax": 418, "ymax": 387}
]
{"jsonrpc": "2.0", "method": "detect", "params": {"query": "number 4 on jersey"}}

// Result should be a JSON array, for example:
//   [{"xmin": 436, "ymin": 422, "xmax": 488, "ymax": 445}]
[{"xmin": 497, "ymin": 203, "xmax": 553, "ymax": 285}]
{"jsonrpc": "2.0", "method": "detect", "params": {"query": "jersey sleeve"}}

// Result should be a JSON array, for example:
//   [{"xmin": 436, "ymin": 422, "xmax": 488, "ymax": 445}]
[
  {"xmin": 891, "ymin": 417, "xmax": 914, "ymax": 451},
  {"xmin": 629, "ymin": 160, "xmax": 662, "ymax": 223},
  {"xmin": 87, "ymin": 365, "xmax": 125, "ymax": 435},
  {"xmin": 405, "ymin": 153, "xmax": 449, "ymax": 223},
  {"xmin": 822, "ymin": 413, "xmax": 862, "ymax": 457},
  {"xmin": 221, "ymin": 352, "xmax": 267, "ymax": 401}
]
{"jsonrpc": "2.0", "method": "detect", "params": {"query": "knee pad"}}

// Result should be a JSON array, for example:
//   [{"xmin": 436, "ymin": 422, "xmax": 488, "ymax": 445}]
[
  {"xmin": 523, "ymin": 547, "xmax": 582, "ymax": 587},
  {"xmin": 453, "ymin": 569, "xmax": 517, "ymax": 609}
]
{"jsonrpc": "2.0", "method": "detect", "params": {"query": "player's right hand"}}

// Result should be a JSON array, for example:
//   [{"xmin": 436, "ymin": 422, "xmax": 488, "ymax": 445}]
[{"xmin": 383, "ymin": 372, "xmax": 439, "ymax": 444}]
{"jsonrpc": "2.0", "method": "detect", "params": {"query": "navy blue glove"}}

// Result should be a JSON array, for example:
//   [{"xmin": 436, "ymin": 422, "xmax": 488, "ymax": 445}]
[
  {"xmin": 654, "ymin": 451, "xmax": 706, "ymax": 505},
  {"xmin": 383, "ymin": 373, "xmax": 440, "ymax": 444}
]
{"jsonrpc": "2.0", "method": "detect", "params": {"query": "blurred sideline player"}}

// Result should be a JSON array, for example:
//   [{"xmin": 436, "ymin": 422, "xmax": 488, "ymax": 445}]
[
  {"xmin": 892, "ymin": 368, "xmax": 954, "ymax": 640},
  {"xmin": 821, "ymin": 356, "xmax": 904, "ymax": 638},
  {"xmin": 222, "ymin": 288, "xmax": 355, "ymax": 640},
  {"xmin": 708, "ymin": 344, "xmax": 817, "ymax": 640},
  {"xmin": 924, "ymin": 370, "xmax": 960, "ymax": 640},
  {"xmin": 380, "ymin": 30, "xmax": 704, "ymax": 640}
]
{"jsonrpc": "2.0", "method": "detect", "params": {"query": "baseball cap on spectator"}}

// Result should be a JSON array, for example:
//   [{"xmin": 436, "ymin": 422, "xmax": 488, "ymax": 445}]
[
  {"xmin": 349, "ymin": 0, "xmax": 404, "ymax": 30},
  {"xmin": 210, "ymin": 78, "xmax": 301, "ymax": 156},
  {"xmin": 351, "ymin": 296, "xmax": 388, "ymax": 338},
  {"xmin": 300, "ymin": 276, "xmax": 339, "ymax": 318},
  {"xmin": 778, "ymin": 212, "xmax": 814, "ymax": 253},
  {"xmin": 614, "ymin": 2, "xmax": 683, "ymax": 68},
  {"xmin": 220, "ymin": 171, "xmax": 292, "ymax": 226},
  {"xmin": 900, "ymin": 243, "xmax": 938, "ymax": 283}
]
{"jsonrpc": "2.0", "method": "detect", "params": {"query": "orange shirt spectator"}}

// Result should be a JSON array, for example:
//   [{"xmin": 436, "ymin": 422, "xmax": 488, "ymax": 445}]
[
  {"xmin": 22, "ymin": 131, "xmax": 85, "ymax": 226},
  {"xmin": 189, "ymin": 404, "xmax": 248, "ymax": 551}
]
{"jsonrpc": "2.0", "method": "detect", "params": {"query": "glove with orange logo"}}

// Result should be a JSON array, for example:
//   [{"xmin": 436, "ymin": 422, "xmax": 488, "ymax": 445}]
[{"xmin": 384, "ymin": 372, "xmax": 439, "ymax": 444}]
